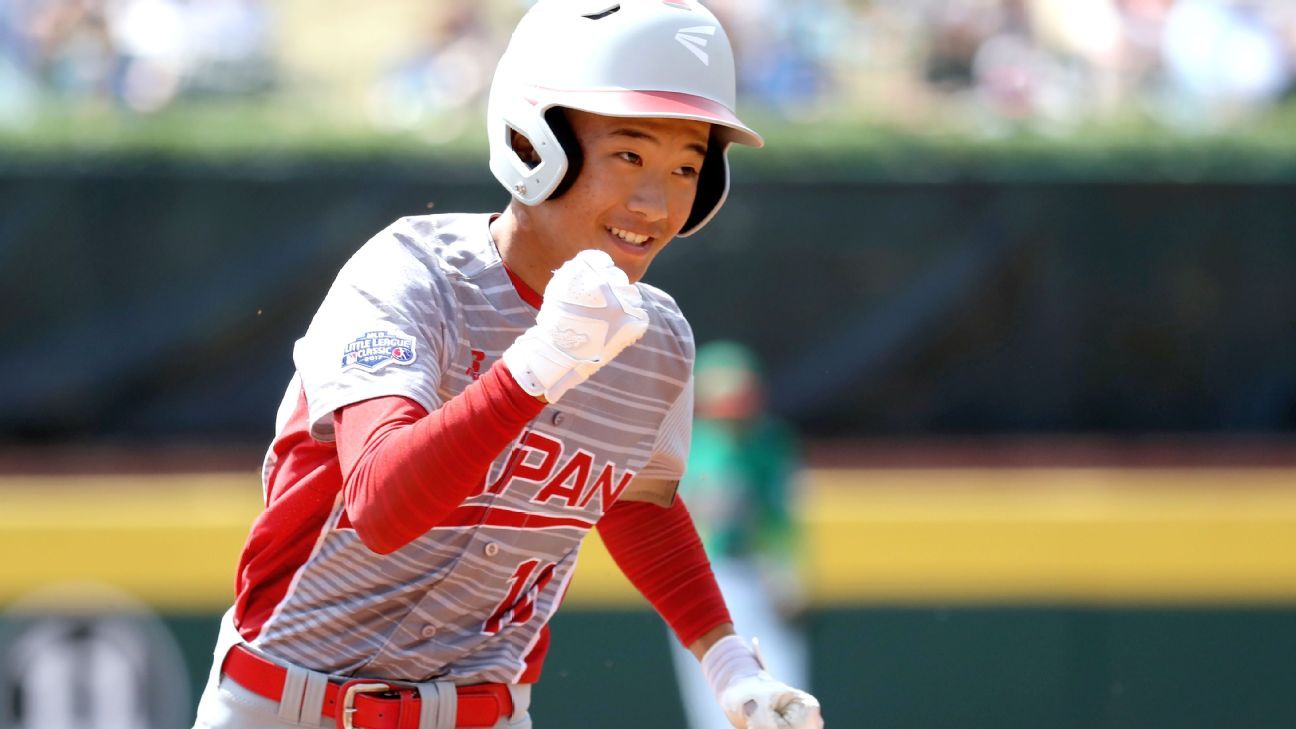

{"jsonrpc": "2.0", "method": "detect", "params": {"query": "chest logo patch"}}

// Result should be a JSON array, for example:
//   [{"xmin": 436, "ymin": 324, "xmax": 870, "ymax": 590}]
[{"xmin": 342, "ymin": 330, "xmax": 417, "ymax": 372}]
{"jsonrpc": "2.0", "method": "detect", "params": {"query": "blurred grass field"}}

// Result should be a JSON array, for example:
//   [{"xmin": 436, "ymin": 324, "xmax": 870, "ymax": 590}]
[{"xmin": 9, "ymin": 102, "xmax": 1296, "ymax": 193}]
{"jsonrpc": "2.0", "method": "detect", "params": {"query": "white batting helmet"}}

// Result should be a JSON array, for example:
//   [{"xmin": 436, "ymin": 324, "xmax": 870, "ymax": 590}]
[{"xmin": 487, "ymin": 0, "xmax": 763, "ymax": 236}]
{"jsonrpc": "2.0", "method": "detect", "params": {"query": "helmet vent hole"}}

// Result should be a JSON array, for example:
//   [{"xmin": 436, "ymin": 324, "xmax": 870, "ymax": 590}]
[
  {"xmin": 582, "ymin": 4, "xmax": 621, "ymax": 20},
  {"xmin": 507, "ymin": 125, "xmax": 542, "ymax": 170}
]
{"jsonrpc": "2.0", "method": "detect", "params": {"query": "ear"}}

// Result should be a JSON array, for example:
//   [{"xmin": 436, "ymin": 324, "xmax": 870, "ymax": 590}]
[{"xmin": 510, "ymin": 129, "xmax": 541, "ymax": 168}]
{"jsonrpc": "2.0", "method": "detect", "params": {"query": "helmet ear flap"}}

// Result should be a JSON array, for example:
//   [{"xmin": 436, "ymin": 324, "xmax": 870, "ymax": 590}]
[
  {"xmin": 681, "ymin": 136, "xmax": 729, "ymax": 235},
  {"xmin": 544, "ymin": 108, "xmax": 584, "ymax": 200}
]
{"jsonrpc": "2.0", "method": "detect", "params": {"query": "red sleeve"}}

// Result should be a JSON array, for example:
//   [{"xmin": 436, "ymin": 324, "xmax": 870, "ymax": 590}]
[
  {"xmin": 334, "ymin": 359, "xmax": 546, "ymax": 554},
  {"xmin": 597, "ymin": 498, "xmax": 732, "ymax": 647}
]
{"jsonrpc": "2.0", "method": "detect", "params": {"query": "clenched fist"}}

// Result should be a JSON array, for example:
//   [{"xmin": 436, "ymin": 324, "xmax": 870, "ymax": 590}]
[{"xmin": 503, "ymin": 249, "xmax": 649, "ymax": 403}]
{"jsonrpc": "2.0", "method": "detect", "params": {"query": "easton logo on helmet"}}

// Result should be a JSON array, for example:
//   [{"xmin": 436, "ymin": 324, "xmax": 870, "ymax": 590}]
[{"xmin": 675, "ymin": 25, "xmax": 715, "ymax": 65}]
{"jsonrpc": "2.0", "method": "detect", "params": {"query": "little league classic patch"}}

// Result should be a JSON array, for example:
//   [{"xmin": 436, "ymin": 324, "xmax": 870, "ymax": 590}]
[{"xmin": 342, "ymin": 331, "xmax": 417, "ymax": 372}]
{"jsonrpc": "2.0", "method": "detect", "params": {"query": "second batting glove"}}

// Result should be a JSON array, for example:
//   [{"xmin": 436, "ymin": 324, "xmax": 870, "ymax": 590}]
[{"xmin": 703, "ymin": 635, "xmax": 824, "ymax": 729}]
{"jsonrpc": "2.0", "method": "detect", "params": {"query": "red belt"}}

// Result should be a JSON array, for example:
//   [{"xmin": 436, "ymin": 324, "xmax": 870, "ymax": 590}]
[{"xmin": 221, "ymin": 644, "xmax": 513, "ymax": 729}]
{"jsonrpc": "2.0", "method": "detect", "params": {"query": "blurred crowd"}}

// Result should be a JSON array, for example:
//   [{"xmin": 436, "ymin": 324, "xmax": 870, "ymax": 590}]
[
  {"xmin": 881, "ymin": 0, "xmax": 1296, "ymax": 131},
  {"xmin": 0, "ymin": 0, "xmax": 273, "ymax": 117},
  {"xmin": 3, "ymin": 0, "xmax": 1296, "ymax": 133}
]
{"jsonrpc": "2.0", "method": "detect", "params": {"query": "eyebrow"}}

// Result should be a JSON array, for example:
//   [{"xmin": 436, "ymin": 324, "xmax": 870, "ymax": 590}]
[{"xmin": 610, "ymin": 127, "xmax": 708, "ymax": 158}]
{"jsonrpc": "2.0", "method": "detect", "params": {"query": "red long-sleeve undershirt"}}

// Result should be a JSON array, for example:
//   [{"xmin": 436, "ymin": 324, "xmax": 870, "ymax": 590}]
[
  {"xmin": 597, "ymin": 498, "xmax": 733, "ymax": 647},
  {"xmin": 334, "ymin": 359, "xmax": 544, "ymax": 554},
  {"xmin": 332, "ymin": 359, "xmax": 731, "ymax": 646}
]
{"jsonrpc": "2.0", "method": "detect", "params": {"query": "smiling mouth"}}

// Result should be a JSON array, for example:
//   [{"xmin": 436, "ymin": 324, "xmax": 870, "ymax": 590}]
[{"xmin": 607, "ymin": 226, "xmax": 652, "ymax": 247}]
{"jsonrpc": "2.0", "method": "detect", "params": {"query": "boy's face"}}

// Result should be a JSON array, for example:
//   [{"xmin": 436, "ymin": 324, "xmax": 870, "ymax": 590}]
[{"xmin": 519, "ymin": 109, "xmax": 711, "ymax": 283}]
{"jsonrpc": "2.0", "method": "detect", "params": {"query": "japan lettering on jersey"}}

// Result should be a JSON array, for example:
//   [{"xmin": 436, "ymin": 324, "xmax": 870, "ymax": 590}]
[{"xmin": 235, "ymin": 213, "xmax": 694, "ymax": 685}]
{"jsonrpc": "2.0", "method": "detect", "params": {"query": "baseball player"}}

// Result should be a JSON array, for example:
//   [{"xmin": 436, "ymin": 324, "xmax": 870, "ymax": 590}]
[
  {"xmin": 192, "ymin": 2, "xmax": 822, "ymax": 728},
  {"xmin": 670, "ymin": 341, "xmax": 812, "ymax": 729}
]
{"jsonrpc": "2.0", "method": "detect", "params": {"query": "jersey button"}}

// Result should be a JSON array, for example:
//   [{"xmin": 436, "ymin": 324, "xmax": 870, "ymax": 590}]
[
  {"xmin": 484, "ymin": 542, "xmax": 500, "ymax": 557},
  {"xmin": 551, "ymin": 411, "xmax": 565, "ymax": 426},
  {"xmin": 421, "ymin": 625, "xmax": 437, "ymax": 638}
]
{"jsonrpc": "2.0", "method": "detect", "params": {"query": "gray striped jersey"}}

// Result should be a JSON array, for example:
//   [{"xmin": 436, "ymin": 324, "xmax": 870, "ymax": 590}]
[{"xmin": 250, "ymin": 212, "xmax": 694, "ymax": 685}]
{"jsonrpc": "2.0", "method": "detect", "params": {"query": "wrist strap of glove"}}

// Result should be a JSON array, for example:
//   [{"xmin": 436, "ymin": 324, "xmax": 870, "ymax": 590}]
[
  {"xmin": 502, "ymin": 332, "xmax": 588, "ymax": 403},
  {"xmin": 701, "ymin": 635, "xmax": 766, "ymax": 700}
]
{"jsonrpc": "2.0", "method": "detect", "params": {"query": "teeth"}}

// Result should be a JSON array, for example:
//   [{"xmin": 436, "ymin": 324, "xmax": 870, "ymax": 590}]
[{"xmin": 608, "ymin": 226, "xmax": 650, "ymax": 245}]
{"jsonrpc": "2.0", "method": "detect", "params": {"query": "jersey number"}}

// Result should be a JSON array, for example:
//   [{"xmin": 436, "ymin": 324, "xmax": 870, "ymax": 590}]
[{"xmin": 483, "ymin": 559, "xmax": 556, "ymax": 635}]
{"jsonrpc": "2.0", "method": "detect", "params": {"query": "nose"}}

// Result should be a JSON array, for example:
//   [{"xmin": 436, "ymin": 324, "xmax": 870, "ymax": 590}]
[{"xmin": 626, "ymin": 175, "xmax": 669, "ymax": 223}]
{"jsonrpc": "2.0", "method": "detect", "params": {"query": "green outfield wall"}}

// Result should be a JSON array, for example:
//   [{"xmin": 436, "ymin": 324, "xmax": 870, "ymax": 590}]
[
  {"xmin": 136, "ymin": 606, "xmax": 1295, "ymax": 729},
  {"xmin": 2, "ymin": 164, "xmax": 1295, "ymax": 443}
]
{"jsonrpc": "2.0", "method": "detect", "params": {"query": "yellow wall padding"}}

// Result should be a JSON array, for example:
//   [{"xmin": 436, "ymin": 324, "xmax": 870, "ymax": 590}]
[{"xmin": 4, "ymin": 468, "xmax": 1296, "ymax": 610}]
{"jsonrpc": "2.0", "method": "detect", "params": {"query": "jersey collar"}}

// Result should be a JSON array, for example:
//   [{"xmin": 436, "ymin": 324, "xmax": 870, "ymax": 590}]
[{"xmin": 502, "ymin": 261, "xmax": 543, "ymax": 309}]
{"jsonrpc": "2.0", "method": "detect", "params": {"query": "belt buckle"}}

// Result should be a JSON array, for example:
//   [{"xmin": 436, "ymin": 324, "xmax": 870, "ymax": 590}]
[{"xmin": 339, "ymin": 679, "xmax": 391, "ymax": 729}]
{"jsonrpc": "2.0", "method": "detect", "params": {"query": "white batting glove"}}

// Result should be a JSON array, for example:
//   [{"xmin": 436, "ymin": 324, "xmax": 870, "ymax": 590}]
[
  {"xmin": 503, "ymin": 249, "xmax": 649, "ymax": 403},
  {"xmin": 703, "ymin": 635, "xmax": 824, "ymax": 729}
]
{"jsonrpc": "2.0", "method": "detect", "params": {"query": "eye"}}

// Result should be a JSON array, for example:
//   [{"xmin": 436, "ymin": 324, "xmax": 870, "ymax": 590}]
[
  {"xmin": 675, "ymin": 164, "xmax": 700, "ymax": 178},
  {"xmin": 618, "ymin": 151, "xmax": 642, "ymax": 165}
]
